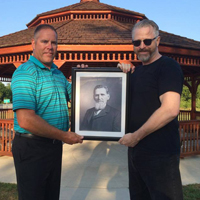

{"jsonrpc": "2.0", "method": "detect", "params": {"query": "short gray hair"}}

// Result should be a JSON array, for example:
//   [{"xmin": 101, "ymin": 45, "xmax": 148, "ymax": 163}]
[
  {"xmin": 132, "ymin": 19, "xmax": 159, "ymax": 38},
  {"xmin": 34, "ymin": 24, "xmax": 57, "ymax": 40}
]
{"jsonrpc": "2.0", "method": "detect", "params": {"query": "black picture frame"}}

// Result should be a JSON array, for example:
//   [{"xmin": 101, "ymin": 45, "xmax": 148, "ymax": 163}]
[{"xmin": 71, "ymin": 67, "xmax": 129, "ymax": 141}]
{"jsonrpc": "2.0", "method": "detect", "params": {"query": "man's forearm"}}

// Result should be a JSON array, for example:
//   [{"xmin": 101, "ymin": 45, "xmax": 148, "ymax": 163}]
[
  {"xmin": 135, "ymin": 91, "xmax": 180, "ymax": 141},
  {"xmin": 16, "ymin": 109, "xmax": 68, "ymax": 141},
  {"xmin": 134, "ymin": 106, "xmax": 177, "ymax": 141}
]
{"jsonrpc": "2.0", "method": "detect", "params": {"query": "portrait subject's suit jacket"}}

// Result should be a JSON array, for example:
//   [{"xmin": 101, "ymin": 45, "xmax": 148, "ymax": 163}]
[{"xmin": 80, "ymin": 105, "xmax": 121, "ymax": 132}]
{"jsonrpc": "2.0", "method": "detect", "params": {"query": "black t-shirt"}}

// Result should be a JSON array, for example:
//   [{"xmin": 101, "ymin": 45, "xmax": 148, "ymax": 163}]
[{"xmin": 128, "ymin": 56, "xmax": 184, "ymax": 154}]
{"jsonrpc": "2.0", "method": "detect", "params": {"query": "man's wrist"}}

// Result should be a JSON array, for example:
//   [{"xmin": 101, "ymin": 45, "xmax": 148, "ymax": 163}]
[{"xmin": 132, "ymin": 131, "xmax": 141, "ymax": 142}]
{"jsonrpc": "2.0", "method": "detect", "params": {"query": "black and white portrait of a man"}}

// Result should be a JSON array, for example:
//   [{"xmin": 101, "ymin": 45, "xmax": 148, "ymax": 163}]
[
  {"xmin": 80, "ymin": 84, "xmax": 121, "ymax": 132},
  {"xmin": 72, "ymin": 69, "xmax": 127, "ymax": 139}
]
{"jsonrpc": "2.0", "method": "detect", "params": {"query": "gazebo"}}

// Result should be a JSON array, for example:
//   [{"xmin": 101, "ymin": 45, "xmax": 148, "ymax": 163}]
[{"xmin": 0, "ymin": 0, "xmax": 200, "ymax": 156}]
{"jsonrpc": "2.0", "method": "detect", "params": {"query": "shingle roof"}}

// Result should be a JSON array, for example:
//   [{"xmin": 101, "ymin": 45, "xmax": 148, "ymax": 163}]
[
  {"xmin": 0, "ymin": 1, "xmax": 199, "ymax": 50},
  {"xmin": 0, "ymin": 28, "xmax": 35, "ymax": 48},
  {"xmin": 34, "ymin": 1, "xmax": 145, "ymax": 18},
  {"xmin": 159, "ymin": 31, "xmax": 200, "ymax": 49},
  {"xmin": 0, "ymin": 19, "xmax": 200, "ymax": 50},
  {"xmin": 57, "ymin": 20, "xmax": 132, "ymax": 44}
]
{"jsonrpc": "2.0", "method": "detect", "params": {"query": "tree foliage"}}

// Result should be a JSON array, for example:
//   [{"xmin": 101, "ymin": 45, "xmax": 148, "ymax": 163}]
[
  {"xmin": 196, "ymin": 85, "xmax": 200, "ymax": 110},
  {"xmin": 0, "ymin": 82, "xmax": 12, "ymax": 103},
  {"xmin": 180, "ymin": 85, "xmax": 191, "ymax": 110},
  {"xmin": 180, "ymin": 84, "xmax": 200, "ymax": 111}
]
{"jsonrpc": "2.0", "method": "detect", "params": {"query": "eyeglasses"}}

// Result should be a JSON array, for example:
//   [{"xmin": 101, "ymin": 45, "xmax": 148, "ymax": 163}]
[{"xmin": 132, "ymin": 36, "xmax": 159, "ymax": 47}]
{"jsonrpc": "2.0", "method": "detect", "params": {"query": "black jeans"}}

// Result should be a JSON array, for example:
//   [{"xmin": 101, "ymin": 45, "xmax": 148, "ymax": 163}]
[
  {"xmin": 128, "ymin": 147, "xmax": 183, "ymax": 200},
  {"xmin": 12, "ymin": 134, "xmax": 62, "ymax": 200}
]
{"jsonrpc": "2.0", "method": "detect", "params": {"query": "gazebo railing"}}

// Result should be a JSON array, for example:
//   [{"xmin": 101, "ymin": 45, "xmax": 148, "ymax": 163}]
[
  {"xmin": 0, "ymin": 109, "xmax": 14, "ymax": 119},
  {"xmin": 0, "ymin": 118, "xmax": 200, "ymax": 158},
  {"xmin": 0, "ymin": 109, "xmax": 190, "ymax": 121},
  {"xmin": 179, "ymin": 120, "xmax": 200, "ymax": 158},
  {"xmin": 0, "ymin": 119, "xmax": 15, "ymax": 156},
  {"xmin": 178, "ymin": 110, "xmax": 191, "ymax": 121}
]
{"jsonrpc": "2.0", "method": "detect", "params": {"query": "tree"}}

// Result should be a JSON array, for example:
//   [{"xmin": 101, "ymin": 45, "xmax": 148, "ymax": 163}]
[
  {"xmin": 5, "ymin": 83, "xmax": 12, "ymax": 101},
  {"xmin": 0, "ymin": 82, "xmax": 6, "ymax": 103},
  {"xmin": 0, "ymin": 82, "xmax": 12, "ymax": 103},
  {"xmin": 196, "ymin": 85, "xmax": 200, "ymax": 110},
  {"xmin": 180, "ymin": 85, "xmax": 191, "ymax": 110}
]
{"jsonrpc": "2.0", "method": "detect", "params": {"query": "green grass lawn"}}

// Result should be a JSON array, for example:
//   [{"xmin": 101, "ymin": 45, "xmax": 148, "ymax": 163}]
[
  {"xmin": 183, "ymin": 184, "xmax": 200, "ymax": 200},
  {"xmin": 1, "ymin": 182, "xmax": 200, "ymax": 200},
  {"xmin": 0, "ymin": 182, "xmax": 18, "ymax": 200}
]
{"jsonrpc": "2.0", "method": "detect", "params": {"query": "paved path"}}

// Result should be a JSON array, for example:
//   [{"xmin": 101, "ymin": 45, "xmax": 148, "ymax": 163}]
[{"xmin": 1, "ymin": 141, "xmax": 200, "ymax": 200}]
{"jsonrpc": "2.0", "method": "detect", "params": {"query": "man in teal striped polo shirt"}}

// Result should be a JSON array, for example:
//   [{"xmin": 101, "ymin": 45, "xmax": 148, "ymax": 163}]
[{"xmin": 11, "ymin": 24, "xmax": 84, "ymax": 200}]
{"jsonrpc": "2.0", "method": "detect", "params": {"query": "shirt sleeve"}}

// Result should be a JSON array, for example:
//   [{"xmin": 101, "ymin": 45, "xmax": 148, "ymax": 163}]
[
  {"xmin": 11, "ymin": 68, "xmax": 36, "ymax": 112},
  {"xmin": 158, "ymin": 58, "xmax": 184, "ymax": 96}
]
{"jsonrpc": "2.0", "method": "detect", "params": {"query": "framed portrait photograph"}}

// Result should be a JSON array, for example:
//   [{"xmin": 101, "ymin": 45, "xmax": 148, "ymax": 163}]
[{"xmin": 71, "ymin": 67, "xmax": 129, "ymax": 141}]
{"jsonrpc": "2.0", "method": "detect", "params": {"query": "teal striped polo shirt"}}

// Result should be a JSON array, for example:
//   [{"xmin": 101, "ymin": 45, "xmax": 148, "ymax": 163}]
[{"xmin": 11, "ymin": 55, "xmax": 71, "ymax": 134}]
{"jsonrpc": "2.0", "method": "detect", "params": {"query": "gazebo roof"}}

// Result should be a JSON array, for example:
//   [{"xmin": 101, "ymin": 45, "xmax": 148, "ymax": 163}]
[
  {"xmin": 27, "ymin": 1, "xmax": 145, "ymax": 26},
  {"xmin": 1, "ymin": 0, "xmax": 200, "ymax": 49},
  {"xmin": 0, "ymin": 19, "xmax": 200, "ymax": 50}
]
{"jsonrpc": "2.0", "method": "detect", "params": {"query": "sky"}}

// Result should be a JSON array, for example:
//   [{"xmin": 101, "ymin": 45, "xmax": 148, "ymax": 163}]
[{"xmin": 0, "ymin": 0, "xmax": 200, "ymax": 42}]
